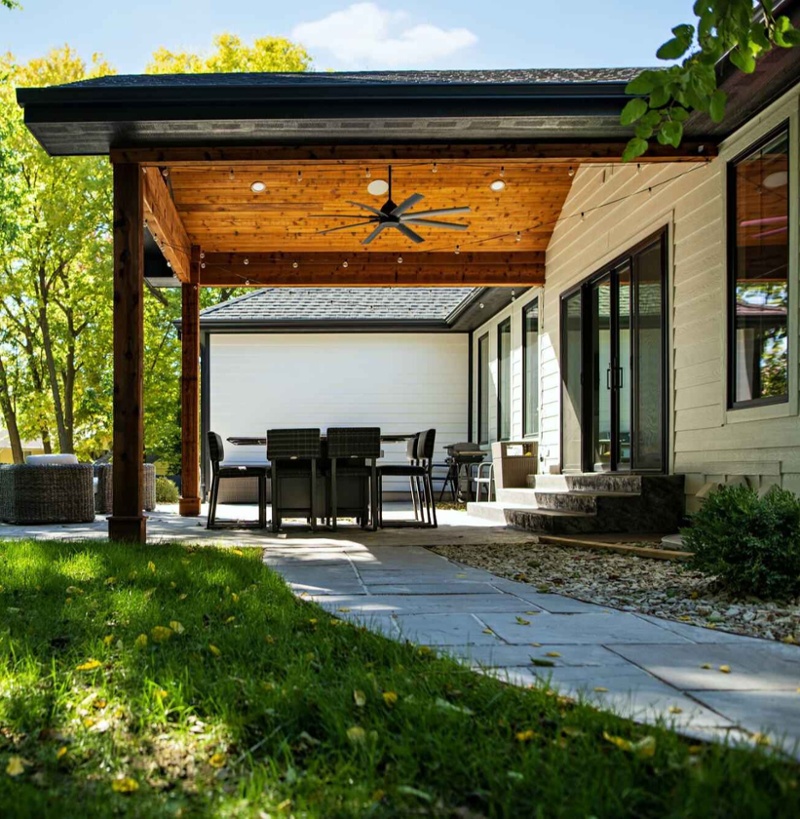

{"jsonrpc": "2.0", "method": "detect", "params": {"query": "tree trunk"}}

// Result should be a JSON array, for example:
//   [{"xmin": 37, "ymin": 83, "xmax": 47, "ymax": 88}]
[
  {"xmin": 37, "ymin": 298, "xmax": 70, "ymax": 453},
  {"xmin": 0, "ymin": 352, "xmax": 24, "ymax": 463}
]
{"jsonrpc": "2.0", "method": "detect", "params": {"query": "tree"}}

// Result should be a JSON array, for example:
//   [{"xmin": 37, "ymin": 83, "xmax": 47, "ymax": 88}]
[
  {"xmin": 0, "ymin": 47, "xmax": 115, "ymax": 459},
  {"xmin": 147, "ymin": 33, "xmax": 312, "ymax": 74},
  {"xmin": 622, "ymin": 1, "xmax": 800, "ymax": 159}
]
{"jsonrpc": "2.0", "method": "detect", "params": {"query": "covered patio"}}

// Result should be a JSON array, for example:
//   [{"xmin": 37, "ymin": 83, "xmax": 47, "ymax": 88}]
[{"xmin": 16, "ymin": 69, "xmax": 714, "ymax": 542}]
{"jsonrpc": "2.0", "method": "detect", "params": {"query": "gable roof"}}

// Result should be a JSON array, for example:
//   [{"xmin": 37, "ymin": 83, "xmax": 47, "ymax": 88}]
[{"xmin": 199, "ymin": 287, "xmax": 476, "ymax": 329}]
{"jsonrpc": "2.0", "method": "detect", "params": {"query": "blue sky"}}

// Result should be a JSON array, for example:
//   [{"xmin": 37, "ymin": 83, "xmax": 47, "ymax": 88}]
[{"xmin": 2, "ymin": 1, "xmax": 694, "ymax": 73}]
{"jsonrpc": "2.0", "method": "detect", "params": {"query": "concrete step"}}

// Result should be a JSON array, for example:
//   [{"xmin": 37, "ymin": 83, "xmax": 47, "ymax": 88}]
[
  {"xmin": 532, "ymin": 473, "xmax": 643, "ymax": 494},
  {"xmin": 466, "ymin": 501, "xmax": 593, "ymax": 528}
]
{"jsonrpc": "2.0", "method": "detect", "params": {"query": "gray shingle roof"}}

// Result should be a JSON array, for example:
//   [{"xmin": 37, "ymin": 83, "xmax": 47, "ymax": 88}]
[
  {"xmin": 199, "ymin": 287, "xmax": 476, "ymax": 324},
  {"xmin": 62, "ymin": 68, "xmax": 647, "ymax": 91}
]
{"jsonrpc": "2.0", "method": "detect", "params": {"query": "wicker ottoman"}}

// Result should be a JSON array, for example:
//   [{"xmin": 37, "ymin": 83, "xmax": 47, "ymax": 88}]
[
  {"xmin": 0, "ymin": 464, "xmax": 95, "ymax": 524},
  {"xmin": 94, "ymin": 463, "xmax": 157, "ymax": 514}
]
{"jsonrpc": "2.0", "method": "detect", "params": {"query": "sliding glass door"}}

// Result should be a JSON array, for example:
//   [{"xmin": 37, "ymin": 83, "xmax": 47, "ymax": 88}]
[{"xmin": 561, "ymin": 231, "xmax": 667, "ymax": 473}]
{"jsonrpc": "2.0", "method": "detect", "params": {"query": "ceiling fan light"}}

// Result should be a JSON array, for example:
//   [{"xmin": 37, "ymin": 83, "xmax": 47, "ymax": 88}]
[
  {"xmin": 367, "ymin": 179, "xmax": 389, "ymax": 196},
  {"xmin": 250, "ymin": 181, "xmax": 266, "ymax": 193},
  {"xmin": 763, "ymin": 170, "xmax": 788, "ymax": 189},
  {"xmin": 489, "ymin": 179, "xmax": 506, "ymax": 192}
]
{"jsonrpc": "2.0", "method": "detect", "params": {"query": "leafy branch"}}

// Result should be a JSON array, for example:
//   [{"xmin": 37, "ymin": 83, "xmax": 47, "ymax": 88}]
[{"xmin": 622, "ymin": 0, "xmax": 800, "ymax": 160}]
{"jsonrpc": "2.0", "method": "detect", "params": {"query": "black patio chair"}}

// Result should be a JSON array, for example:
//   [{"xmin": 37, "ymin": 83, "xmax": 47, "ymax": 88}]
[
  {"xmin": 378, "ymin": 428, "xmax": 438, "ymax": 528},
  {"xmin": 267, "ymin": 428, "xmax": 322, "ymax": 532},
  {"xmin": 207, "ymin": 431, "xmax": 268, "ymax": 529},
  {"xmin": 326, "ymin": 427, "xmax": 381, "ymax": 531}
]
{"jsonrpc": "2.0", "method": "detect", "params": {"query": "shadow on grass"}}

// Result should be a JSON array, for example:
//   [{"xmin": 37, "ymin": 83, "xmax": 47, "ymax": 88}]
[{"xmin": 0, "ymin": 539, "xmax": 797, "ymax": 818}]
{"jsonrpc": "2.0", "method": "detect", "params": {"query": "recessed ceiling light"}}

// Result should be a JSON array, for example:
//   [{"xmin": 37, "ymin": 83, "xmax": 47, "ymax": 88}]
[
  {"xmin": 250, "ymin": 181, "xmax": 266, "ymax": 193},
  {"xmin": 489, "ymin": 179, "xmax": 507, "ymax": 192},
  {"xmin": 763, "ymin": 171, "xmax": 788, "ymax": 189},
  {"xmin": 367, "ymin": 179, "xmax": 389, "ymax": 196}
]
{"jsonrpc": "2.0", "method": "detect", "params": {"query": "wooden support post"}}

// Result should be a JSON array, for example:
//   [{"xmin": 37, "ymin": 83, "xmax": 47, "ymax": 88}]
[
  {"xmin": 108, "ymin": 163, "xmax": 146, "ymax": 543},
  {"xmin": 179, "ymin": 246, "xmax": 201, "ymax": 516}
]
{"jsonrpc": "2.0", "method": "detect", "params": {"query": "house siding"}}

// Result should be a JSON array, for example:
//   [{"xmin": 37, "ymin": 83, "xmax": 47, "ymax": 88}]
[
  {"xmin": 208, "ymin": 332, "xmax": 469, "ymax": 495},
  {"xmin": 472, "ymin": 82, "xmax": 800, "ymax": 510}
]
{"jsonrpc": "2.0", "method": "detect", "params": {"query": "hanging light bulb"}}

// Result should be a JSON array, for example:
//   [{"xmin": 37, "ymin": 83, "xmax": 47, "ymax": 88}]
[
  {"xmin": 365, "ymin": 168, "xmax": 371, "ymax": 178},
  {"xmin": 580, "ymin": 212, "xmax": 586, "ymax": 221},
  {"xmin": 568, "ymin": 166, "xmax": 575, "ymax": 177},
  {"xmin": 342, "ymin": 260, "xmax": 349, "ymax": 268},
  {"xmin": 515, "ymin": 231, "xmax": 522, "ymax": 243},
  {"xmin": 432, "ymin": 162, "xmax": 438, "ymax": 174},
  {"xmin": 229, "ymin": 168, "xmax": 235, "ymax": 181},
  {"xmin": 243, "ymin": 258, "xmax": 249, "ymax": 266},
  {"xmin": 499, "ymin": 166, "xmax": 505, "ymax": 178},
  {"xmin": 397, "ymin": 256, "xmax": 403, "ymax": 264},
  {"xmin": 201, "ymin": 262, "xmax": 206, "ymax": 269},
  {"xmin": 297, "ymin": 170, "xmax": 303, "ymax": 183},
  {"xmin": 454, "ymin": 245, "xmax": 461, "ymax": 255},
  {"xmin": 292, "ymin": 261, "xmax": 298, "ymax": 269},
  {"xmin": 199, "ymin": 251, "xmax": 205, "ymax": 260},
  {"xmin": 161, "ymin": 167, "xmax": 170, "ymax": 178}
]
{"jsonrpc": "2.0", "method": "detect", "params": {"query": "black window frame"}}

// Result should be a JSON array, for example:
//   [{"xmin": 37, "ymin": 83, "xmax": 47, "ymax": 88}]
[
  {"xmin": 497, "ymin": 318, "xmax": 512, "ymax": 441},
  {"xmin": 522, "ymin": 297, "xmax": 540, "ymax": 438},
  {"xmin": 477, "ymin": 333, "xmax": 489, "ymax": 446},
  {"xmin": 727, "ymin": 121, "xmax": 791, "ymax": 410}
]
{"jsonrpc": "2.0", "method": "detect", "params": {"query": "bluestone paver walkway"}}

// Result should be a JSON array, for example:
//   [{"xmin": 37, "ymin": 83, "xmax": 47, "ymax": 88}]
[{"xmin": 264, "ymin": 540, "xmax": 800, "ymax": 755}]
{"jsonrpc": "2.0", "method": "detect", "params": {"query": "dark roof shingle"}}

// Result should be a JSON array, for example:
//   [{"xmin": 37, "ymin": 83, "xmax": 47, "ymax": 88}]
[{"xmin": 199, "ymin": 287, "xmax": 475, "ymax": 325}]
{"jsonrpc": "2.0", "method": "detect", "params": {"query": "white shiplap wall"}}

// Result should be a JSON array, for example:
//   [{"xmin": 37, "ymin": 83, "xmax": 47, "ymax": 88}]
[{"xmin": 209, "ymin": 332, "xmax": 469, "ymax": 493}]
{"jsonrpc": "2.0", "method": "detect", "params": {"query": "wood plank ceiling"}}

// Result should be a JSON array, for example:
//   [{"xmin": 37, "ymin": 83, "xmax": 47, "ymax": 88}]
[{"xmin": 166, "ymin": 160, "xmax": 574, "ymax": 255}]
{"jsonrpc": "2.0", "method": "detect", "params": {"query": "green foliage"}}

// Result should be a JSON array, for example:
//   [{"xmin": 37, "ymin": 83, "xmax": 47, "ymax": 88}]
[
  {"xmin": 0, "ymin": 539, "xmax": 798, "ymax": 816},
  {"xmin": 155, "ymin": 476, "xmax": 180, "ymax": 503},
  {"xmin": 683, "ymin": 485, "xmax": 800, "ymax": 599},
  {"xmin": 623, "ymin": 2, "xmax": 800, "ymax": 158}
]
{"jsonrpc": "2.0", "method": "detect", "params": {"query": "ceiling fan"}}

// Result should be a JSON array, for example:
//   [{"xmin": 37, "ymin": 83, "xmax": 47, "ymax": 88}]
[{"xmin": 312, "ymin": 165, "xmax": 470, "ymax": 245}]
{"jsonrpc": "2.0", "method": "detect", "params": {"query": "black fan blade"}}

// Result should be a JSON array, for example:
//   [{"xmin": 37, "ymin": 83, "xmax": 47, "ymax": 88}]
[
  {"xmin": 401, "ymin": 218, "xmax": 469, "ymax": 230},
  {"xmin": 391, "ymin": 193, "xmax": 424, "ymax": 217},
  {"xmin": 362, "ymin": 223, "xmax": 388, "ymax": 245},
  {"xmin": 396, "ymin": 223, "xmax": 425, "ymax": 244},
  {"xmin": 316, "ymin": 220, "xmax": 378, "ymax": 235},
  {"xmin": 346, "ymin": 200, "xmax": 385, "ymax": 217},
  {"xmin": 401, "ymin": 206, "xmax": 471, "ymax": 218}
]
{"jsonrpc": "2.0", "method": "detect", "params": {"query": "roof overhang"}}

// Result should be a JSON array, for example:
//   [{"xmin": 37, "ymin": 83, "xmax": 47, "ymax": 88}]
[{"xmin": 17, "ymin": 74, "xmax": 706, "ymax": 157}]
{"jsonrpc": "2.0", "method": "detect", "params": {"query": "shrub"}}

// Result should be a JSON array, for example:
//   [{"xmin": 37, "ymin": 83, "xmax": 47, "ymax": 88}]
[
  {"xmin": 155, "ymin": 476, "xmax": 180, "ymax": 504},
  {"xmin": 683, "ymin": 484, "xmax": 800, "ymax": 599}
]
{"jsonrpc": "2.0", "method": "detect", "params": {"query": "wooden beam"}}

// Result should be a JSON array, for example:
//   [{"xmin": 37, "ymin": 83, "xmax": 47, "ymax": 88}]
[
  {"xmin": 111, "ymin": 141, "xmax": 716, "ymax": 166},
  {"xmin": 198, "ymin": 251, "xmax": 544, "ymax": 287},
  {"xmin": 108, "ymin": 163, "xmax": 146, "ymax": 543},
  {"xmin": 179, "ymin": 247, "xmax": 201, "ymax": 517},
  {"xmin": 141, "ymin": 166, "xmax": 192, "ymax": 282}
]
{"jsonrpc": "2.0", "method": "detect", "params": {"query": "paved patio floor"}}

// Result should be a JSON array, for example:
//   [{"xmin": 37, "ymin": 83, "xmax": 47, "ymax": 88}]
[{"xmin": 3, "ymin": 503, "xmax": 799, "ymax": 755}]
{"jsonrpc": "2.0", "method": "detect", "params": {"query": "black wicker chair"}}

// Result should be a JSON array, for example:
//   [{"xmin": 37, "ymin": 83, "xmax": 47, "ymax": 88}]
[
  {"xmin": 267, "ymin": 428, "xmax": 322, "ymax": 532},
  {"xmin": 326, "ymin": 427, "xmax": 381, "ymax": 531},
  {"xmin": 378, "ymin": 428, "xmax": 438, "ymax": 528},
  {"xmin": 207, "ymin": 431, "xmax": 269, "ymax": 529}
]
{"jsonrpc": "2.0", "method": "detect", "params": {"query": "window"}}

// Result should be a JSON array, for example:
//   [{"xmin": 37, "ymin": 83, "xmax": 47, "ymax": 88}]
[
  {"xmin": 497, "ymin": 319, "xmax": 512, "ymax": 440},
  {"xmin": 477, "ymin": 334, "xmax": 489, "ymax": 445},
  {"xmin": 729, "ymin": 127, "xmax": 790, "ymax": 407},
  {"xmin": 523, "ymin": 298, "xmax": 539, "ymax": 437}
]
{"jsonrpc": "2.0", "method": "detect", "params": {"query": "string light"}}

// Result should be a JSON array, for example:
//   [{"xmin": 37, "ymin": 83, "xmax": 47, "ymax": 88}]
[
  {"xmin": 365, "ymin": 168, "xmax": 371, "ymax": 178},
  {"xmin": 292, "ymin": 261, "xmax": 298, "ymax": 269},
  {"xmin": 454, "ymin": 245, "xmax": 460, "ymax": 255},
  {"xmin": 432, "ymin": 162, "xmax": 438, "ymax": 173},
  {"xmin": 499, "ymin": 166, "xmax": 505, "ymax": 178},
  {"xmin": 229, "ymin": 168, "xmax": 235, "ymax": 181},
  {"xmin": 580, "ymin": 212, "xmax": 585, "ymax": 221},
  {"xmin": 199, "ymin": 251, "xmax": 205, "ymax": 260},
  {"xmin": 201, "ymin": 262, "xmax": 206, "ymax": 269},
  {"xmin": 568, "ymin": 166, "xmax": 575, "ymax": 177},
  {"xmin": 397, "ymin": 256, "xmax": 403, "ymax": 264},
  {"xmin": 515, "ymin": 231, "xmax": 522, "ymax": 243},
  {"xmin": 297, "ymin": 170, "xmax": 303, "ymax": 183},
  {"xmin": 161, "ymin": 167, "xmax": 169, "ymax": 178},
  {"xmin": 342, "ymin": 260, "xmax": 349, "ymax": 268},
  {"xmin": 243, "ymin": 258, "xmax": 249, "ymax": 266}
]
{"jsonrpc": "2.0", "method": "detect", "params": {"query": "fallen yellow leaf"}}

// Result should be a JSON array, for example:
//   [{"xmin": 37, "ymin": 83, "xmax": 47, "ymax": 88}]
[
  {"xmin": 276, "ymin": 798, "xmax": 292, "ymax": 812},
  {"xmin": 169, "ymin": 620, "xmax": 185, "ymax": 635},
  {"xmin": 112, "ymin": 776, "xmax": 139, "ymax": 793},
  {"xmin": 593, "ymin": 686, "xmax": 609, "ymax": 693},
  {"xmin": 232, "ymin": 548, "xmax": 244, "ymax": 556},
  {"xmin": 337, "ymin": 607, "xmax": 351, "ymax": 613},
  {"xmin": 154, "ymin": 689, "xmax": 168, "ymax": 700},
  {"xmin": 231, "ymin": 593, "xmax": 240, "ymax": 603},
  {"xmin": 134, "ymin": 634, "xmax": 148, "ymax": 649},
  {"xmin": 150, "ymin": 626, "xmax": 173, "ymax": 643},
  {"xmin": 353, "ymin": 689, "xmax": 367, "ymax": 708},
  {"xmin": 753, "ymin": 732, "xmax": 771, "ymax": 747},
  {"xmin": 56, "ymin": 747, "xmax": 68, "ymax": 760},
  {"xmin": 515, "ymin": 617, "xmax": 531, "ymax": 626},
  {"xmin": 700, "ymin": 663, "xmax": 711, "ymax": 670},
  {"xmin": 66, "ymin": 586, "xmax": 84, "ymax": 596},
  {"xmin": 147, "ymin": 561, "xmax": 156, "ymax": 574},
  {"xmin": 5, "ymin": 756, "xmax": 26, "ymax": 777},
  {"xmin": 208, "ymin": 643, "xmax": 221, "ymax": 657},
  {"xmin": 76, "ymin": 659, "xmax": 102, "ymax": 672},
  {"xmin": 668, "ymin": 706, "xmax": 683, "ymax": 714},
  {"xmin": 103, "ymin": 634, "xmax": 114, "ymax": 646},
  {"xmin": 178, "ymin": 593, "xmax": 188, "ymax": 601},
  {"xmin": 208, "ymin": 752, "xmax": 226, "ymax": 768},
  {"xmin": 781, "ymin": 634, "xmax": 797, "ymax": 645},
  {"xmin": 718, "ymin": 665, "xmax": 731, "ymax": 674},
  {"xmin": 225, "ymin": 616, "xmax": 236, "ymax": 624},
  {"xmin": 482, "ymin": 628, "xmax": 494, "ymax": 635},
  {"xmin": 515, "ymin": 729, "xmax": 536, "ymax": 743},
  {"xmin": 382, "ymin": 691, "xmax": 398, "ymax": 706},
  {"xmin": 93, "ymin": 698, "xmax": 107, "ymax": 710},
  {"xmin": 545, "ymin": 652, "xmax": 561, "ymax": 658}
]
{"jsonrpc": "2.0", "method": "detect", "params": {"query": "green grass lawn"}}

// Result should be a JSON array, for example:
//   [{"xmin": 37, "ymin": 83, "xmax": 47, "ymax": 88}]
[{"xmin": 0, "ymin": 539, "xmax": 797, "ymax": 818}]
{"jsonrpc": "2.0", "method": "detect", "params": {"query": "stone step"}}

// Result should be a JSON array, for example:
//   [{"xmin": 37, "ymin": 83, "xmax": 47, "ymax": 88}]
[
  {"xmin": 466, "ymin": 501, "xmax": 593, "ymax": 528},
  {"xmin": 532, "ymin": 473, "xmax": 643, "ymax": 494}
]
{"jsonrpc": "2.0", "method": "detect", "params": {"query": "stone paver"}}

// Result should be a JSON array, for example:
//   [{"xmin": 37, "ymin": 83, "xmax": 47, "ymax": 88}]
[{"xmin": 264, "ymin": 536, "xmax": 800, "ymax": 755}]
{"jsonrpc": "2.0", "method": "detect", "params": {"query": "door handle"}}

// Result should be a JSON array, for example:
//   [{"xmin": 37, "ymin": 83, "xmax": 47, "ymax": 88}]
[
  {"xmin": 617, "ymin": 367, "xmax": 624, "ymax": 388},
  {"xmin": 606, "ymin": 367, "xmax": 612, "ymax": 390}
]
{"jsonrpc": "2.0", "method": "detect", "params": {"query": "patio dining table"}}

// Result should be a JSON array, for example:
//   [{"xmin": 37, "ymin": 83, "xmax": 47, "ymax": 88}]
[{"xmin": 226, "ymin": 434, "xmax": 416, "ymax": 447}]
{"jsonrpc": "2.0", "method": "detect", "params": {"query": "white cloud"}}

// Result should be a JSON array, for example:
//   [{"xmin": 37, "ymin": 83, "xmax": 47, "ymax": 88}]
[{"xmin": 291, "ymin": 3, "xmax": 478, "ymax": 68}]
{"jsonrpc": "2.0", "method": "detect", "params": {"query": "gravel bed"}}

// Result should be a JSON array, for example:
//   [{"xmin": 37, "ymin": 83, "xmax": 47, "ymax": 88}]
[{"xmin": 430, "ymin": 540, "xmax": 800, "ymax": 644}]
